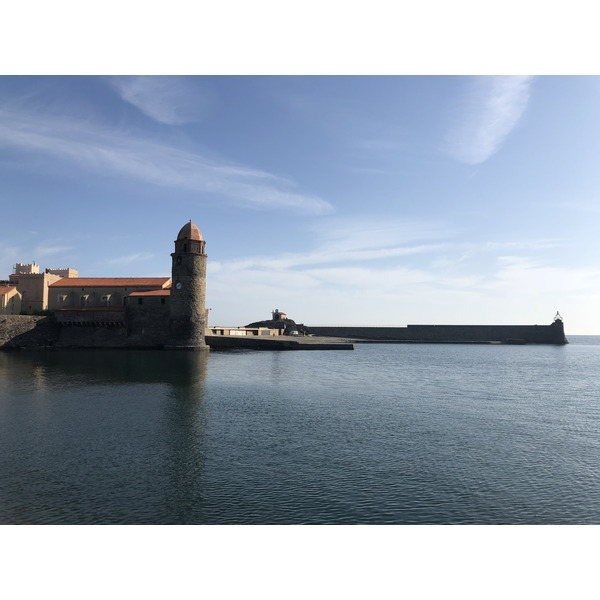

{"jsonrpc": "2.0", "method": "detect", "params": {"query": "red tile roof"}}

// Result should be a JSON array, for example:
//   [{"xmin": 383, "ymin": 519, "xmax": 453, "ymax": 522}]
[
  {"xmin": 128, "ymin": 289, "xmax": 171, "ymax": 297},
  {"xmin": 0, "ymin": 286, "xmax": 19, "ymax": 295},
  {"xmin": 50, "ymin": 278, "xmax": 171, "ymax": 288}
]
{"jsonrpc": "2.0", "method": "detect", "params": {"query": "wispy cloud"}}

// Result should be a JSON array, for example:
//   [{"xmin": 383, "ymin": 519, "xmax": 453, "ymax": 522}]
[
  {"xmin": 31, "ymin": 245, "xmax": 74, "ymax": 258},
  {"xmin": 485, "ymin": 239, "xmax": 563, "ymax": 250},
  {"xmin": 0, "ymin": 104, "xmax": 332, "ymax": 215},
  {"xmin": 210, "ymin": 242, "xmax": 599, "ymax": 330},
  {"xmin": 210, "ymin": 217, "xmax": 452, "ymax": 272},
  {"xmin": 486, "ymin": 254, "xmax": 600, "ymax": 297},
  {"xmin": 206, "ymin": 219, "xmax": 589, "ymax": 328},
  {"xmin": 108, "ymin": 76, "xmax": 216, "ymax": 125},
  {"xmin": 446, "ymin": 76, "xmax": 533, "ymax": 165},
  {"xmin": 108, "ymin": 252, "xmax": 155, "ymax": 265},
  {"xmin": 212, "ymin": 243, "xmax": 447, "ymax": 273},
  {"xmin": 311, "ymin": 217, "xmax": 453, "ymax": 250}
]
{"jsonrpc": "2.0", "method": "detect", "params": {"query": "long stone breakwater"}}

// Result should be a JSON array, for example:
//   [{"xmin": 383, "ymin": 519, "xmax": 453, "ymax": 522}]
[{"xmin": 308, "ymin": 321, "xmax": 568, "ymax": 345}]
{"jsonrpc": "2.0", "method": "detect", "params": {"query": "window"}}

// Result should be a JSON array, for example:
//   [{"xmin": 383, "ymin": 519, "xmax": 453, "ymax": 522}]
[{"xmin": 138, "ymin": 298, "xmax": 143, "ymax": 305}]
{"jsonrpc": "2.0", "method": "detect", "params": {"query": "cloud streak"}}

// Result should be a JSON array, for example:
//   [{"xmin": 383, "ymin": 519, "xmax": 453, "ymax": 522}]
[
  {"xmin": 446, "ymin": 76, "xmax": 533, "ymax": 165},
  {"xmin": 31, "ymin": 245, "xmax": 74, "ymax": 258},
  {"xmin": 0, "ymin": 104, "xmax": 333, "ymax": 215},
  {"xmin": 108, "ymin": 252, "xmax": 155, "ymax": 265},
  {"xmin": 206, "ymin": 218, "xmax": 585, "ymax": 328},
  {"xmin": 108, "ymin": 76, "xmax": 215, "ymax": 125},
  {"xmin": 210, "ymin": 217, "xmax": 452, "ymax": 272}
]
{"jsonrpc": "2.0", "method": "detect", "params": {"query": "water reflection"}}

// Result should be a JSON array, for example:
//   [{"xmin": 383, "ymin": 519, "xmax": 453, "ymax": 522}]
[
  {"xmin": 0, "ymin": 350, "xmax": 209, "ymax": 524},
  {"xmin": 161, "ymin": 352, "xmax": 209, "ymax": 524},
  {"xmin": 0, "ymin": 349, "xmax": 208, "ymax": 386}
]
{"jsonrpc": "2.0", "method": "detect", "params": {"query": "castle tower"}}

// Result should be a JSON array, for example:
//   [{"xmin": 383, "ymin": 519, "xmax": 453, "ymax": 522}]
[{"xmin": 168, "ymin": 221, "xmax": 209, "ymax": 350}]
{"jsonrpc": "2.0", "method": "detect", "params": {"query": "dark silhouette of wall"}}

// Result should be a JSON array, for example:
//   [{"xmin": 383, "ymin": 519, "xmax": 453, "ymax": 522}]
[{"xmin": 308, "ymin": 320, "xmax": 567, "ymax": 345}]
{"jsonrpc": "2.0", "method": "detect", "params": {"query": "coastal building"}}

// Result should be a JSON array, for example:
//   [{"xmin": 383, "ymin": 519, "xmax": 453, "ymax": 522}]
[
  {"xmin": 9, "ymin": 262, "xmax": 79, "ymax": 314},
  {"xmin": 44, "ymin": 221, "xmax": 209, "ymax": 349},
  {"xmin": 208, "ymin": 326, "xmax": 279, "ymax": 337},
  {"xmin": 49, "ymin": 278, "xmax": 172, "ymax": 311},
  {"xmin": 46, "ymin": 267, "xmax": 78, "ymax": 278},
  {"xmin": 0, "ymin": 285, "xmax": 21, "ymax": 315}
]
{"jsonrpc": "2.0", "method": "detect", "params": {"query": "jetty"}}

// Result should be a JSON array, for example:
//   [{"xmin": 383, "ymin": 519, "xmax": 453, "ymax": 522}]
[{"xmin": 205, "ymin": 335, "xmax": 354, "ymax": 351}]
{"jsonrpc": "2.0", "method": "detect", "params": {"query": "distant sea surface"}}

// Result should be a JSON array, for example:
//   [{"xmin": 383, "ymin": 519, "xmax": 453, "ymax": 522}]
[{"xmin": 1, "ymin": 336, "xmax": 600, "ymax": 524}]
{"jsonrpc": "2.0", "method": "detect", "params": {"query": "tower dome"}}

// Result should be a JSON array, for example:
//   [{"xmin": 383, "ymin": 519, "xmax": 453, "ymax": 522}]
[{"xmin": 177, "ymin": 221, "xmax": 203, "ymax": 241}]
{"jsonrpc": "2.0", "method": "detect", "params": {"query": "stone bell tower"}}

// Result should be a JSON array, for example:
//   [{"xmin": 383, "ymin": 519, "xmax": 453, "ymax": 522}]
[{"xmin": 168, "ymin": 221, "xmax": 208, "ymax": 350}]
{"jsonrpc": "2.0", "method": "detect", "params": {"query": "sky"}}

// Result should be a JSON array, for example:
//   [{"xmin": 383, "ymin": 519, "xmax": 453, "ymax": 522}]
[{"xmin": 1, "ymin": 75, "xmax": 600, "ymax": 333}]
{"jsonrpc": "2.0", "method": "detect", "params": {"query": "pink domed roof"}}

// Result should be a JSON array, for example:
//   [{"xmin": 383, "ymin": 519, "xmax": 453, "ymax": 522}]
[{"xmin": 177, "ymin": 221, "xmax": 203, "ymax": 241}]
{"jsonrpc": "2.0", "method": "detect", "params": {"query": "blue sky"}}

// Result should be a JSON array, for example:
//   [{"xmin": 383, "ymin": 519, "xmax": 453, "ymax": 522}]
[{"xmin": 1, "ymin": 75, "xmax": 599, "ymax": 333}]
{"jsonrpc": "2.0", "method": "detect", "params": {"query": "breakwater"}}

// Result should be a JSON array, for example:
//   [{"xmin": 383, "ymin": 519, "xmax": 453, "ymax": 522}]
[
  {"xmin": 205, "ymin": 335, "xmax": 353, "ymax": 351},
  {"xmin": 308, "ymin": 321, "xmax": 568, "ymax": 345}
]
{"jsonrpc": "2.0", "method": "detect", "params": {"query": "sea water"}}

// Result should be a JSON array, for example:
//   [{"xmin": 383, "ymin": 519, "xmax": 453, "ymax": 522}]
[{"xmin": 1, "ymin": 337, "xmax": 599, "ymax": 524}]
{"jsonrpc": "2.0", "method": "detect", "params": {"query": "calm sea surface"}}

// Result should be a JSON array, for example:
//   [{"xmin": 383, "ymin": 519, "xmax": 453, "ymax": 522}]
[{"xmin": 1, "ymin": 337, "xmax": 600, "ymax": 524}]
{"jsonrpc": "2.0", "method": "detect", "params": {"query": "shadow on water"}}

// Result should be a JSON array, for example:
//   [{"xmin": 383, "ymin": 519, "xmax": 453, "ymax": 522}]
[{"xmin": 0, "ymin": 350, "xmax": 209, "ymax": 524}]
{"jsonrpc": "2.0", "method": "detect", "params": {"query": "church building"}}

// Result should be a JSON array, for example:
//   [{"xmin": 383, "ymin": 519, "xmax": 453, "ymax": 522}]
[{"xmin": 48, "ymin": 221, "xmax": 209, "ymax": 350}]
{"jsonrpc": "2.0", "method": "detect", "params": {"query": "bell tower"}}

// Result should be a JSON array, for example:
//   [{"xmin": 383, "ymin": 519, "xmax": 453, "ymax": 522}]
[{"xmin": 168, "ymin": 221, "xmax": 208, "ymax": 349}]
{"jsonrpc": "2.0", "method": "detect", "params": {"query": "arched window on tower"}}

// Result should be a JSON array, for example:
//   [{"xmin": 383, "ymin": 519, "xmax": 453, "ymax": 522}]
[{"xmin": 183, "ymin": 243, "xmax": 188, "ymax": 253}]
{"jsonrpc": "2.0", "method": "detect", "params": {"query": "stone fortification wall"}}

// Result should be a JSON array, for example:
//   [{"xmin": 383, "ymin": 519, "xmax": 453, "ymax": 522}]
[
  {"xmin": 0, "ymin": 315, "xmax": 60, "ymax": 349},
  {"xmin": 126, "ymin": 302, "xmax": 171, "ymax": 347},
  {"xmin": 55, "ymin": 302, "xmax": 172, "ymax": 348},
  {"xmin": 56, "ymin": 325, "xmax": 130, "ymax": 348},
  {"xmin": 55, "ymin": 308, "xmax": 126, "ymax": 324},
  {"xmin": 1, "ymin": 311, "xmax": 171, "ymax": 350},
  {"xmin": 308, "ymin": 321, "xmax": 567, "ymax": 345}
]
